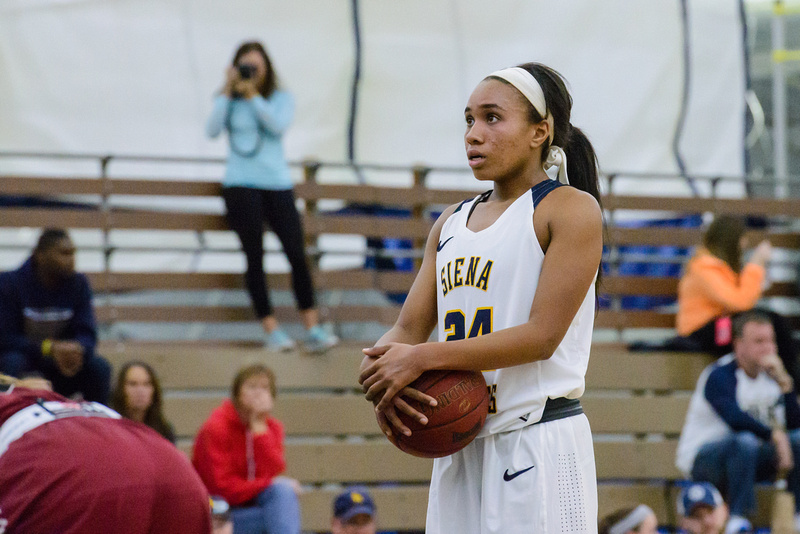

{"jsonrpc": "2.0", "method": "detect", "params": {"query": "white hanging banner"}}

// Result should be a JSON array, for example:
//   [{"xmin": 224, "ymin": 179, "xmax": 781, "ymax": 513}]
[{"xmin": 0, "ymin": 0, "xmax": 745, "ymax": 185}]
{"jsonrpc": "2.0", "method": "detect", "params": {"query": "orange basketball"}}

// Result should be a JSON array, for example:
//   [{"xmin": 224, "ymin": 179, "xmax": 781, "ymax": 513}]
[{"xmin": 385, "ymin": 369, "xmax": 489, "ymax": 458}]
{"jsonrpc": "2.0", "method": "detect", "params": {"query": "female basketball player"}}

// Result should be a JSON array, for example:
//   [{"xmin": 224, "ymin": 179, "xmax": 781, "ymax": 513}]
[{"xmin": 359, "ymin": 63, "xmax": 603, "ymax": 533}]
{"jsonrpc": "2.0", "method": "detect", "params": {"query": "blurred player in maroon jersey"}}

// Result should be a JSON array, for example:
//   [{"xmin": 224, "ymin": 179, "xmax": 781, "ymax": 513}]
[{"xmin": 0, "ymin": 374, "xmax": 211, "ymax": 533}]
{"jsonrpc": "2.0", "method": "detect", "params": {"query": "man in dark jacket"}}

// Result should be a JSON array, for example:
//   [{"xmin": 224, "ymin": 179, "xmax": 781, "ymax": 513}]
[{"xmin": 0, "ymin": 228, "xmax": 111, "ymax": 403}]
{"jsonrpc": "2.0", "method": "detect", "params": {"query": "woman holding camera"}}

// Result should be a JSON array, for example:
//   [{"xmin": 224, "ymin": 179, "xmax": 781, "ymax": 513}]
[{"xmin": 207, "ymin": 41, "xmax": 338, "ymax": 353}]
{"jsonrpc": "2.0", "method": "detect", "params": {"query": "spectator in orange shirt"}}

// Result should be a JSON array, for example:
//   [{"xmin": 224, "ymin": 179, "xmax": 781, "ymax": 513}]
[{"xmin": 676, "ymin": 215, "xmax": 798, "ymax": 382}]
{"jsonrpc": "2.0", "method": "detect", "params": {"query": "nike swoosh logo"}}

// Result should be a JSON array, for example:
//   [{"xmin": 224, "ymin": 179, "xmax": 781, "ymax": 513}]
[
  {"xmin": 437, "ymin": 236, "xmax": 454, "ymax": 252},
  {"xmin": 503, "ymin": 466, "xmax": 535, "ymax": 481}
]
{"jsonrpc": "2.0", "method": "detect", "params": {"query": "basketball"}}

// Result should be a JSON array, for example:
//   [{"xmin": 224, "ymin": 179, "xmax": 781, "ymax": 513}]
[{"xmin": 385, "ymin": 369, "xmax": 489, "ymax": 458}]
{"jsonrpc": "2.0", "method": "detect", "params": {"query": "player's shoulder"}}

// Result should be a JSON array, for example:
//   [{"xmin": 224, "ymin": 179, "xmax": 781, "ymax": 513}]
[
  {"xmin": 536, "ymin": 186, "xmax": 603, "ymax": 225},
  {"xmin": 535, "ymin": 185, "xmax": 601, "ymax": 237},
  {"xmin": 542, "ymin": 184, "xmax": 600, "ymax": 212},
  {"xmin": 432, "ymin": 193, "xmax": 480, "ymax": 228}
]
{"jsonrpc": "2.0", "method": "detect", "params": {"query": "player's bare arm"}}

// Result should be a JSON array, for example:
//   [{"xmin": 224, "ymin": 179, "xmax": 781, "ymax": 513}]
[
  {"xmin": 371, "ymin": 203, "xmax": 460, "ymax": 349},
  {"xmin": 359, "ymin": 205, "xmax": 459, "ymax": 434},
  {"xmin": 363, "ymin": 188, "xmax": 602, "ymax": 411}
]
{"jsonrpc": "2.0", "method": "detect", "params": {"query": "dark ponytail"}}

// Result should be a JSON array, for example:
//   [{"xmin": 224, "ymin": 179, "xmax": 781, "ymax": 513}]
[
  {"xmin": 515, "ymin": 63, "xmax": 602, "ymax": 211},
  {"xmin": 563, "ymin": 126, "xmax": 601, "ymax": 208},
  {"xmin": 510, "ymin": 63, "xmax": 604, "ymax": 296}
]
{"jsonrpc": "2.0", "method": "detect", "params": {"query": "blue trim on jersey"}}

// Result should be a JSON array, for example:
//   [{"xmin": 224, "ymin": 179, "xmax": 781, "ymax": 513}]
[
  {"xmin": 452, "ymin": 197, "xmax": 473, "ymax": 214},
  {"xmin": 530, "ymin": 179, "xmax": 564, "ymax": 209}
]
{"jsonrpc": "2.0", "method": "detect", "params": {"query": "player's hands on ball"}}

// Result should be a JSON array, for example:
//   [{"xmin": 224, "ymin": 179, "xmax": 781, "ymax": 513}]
[
  {"xmin": 373, "ymin": 386, "xmax": 436, "ymax": 438},
  {"xmin": 359, "ymin": 343, "xmax": 423, "ymax": 408},
  {"xmin": 359, "ymin": 344, "xmax": 438, "ymax": 436}
]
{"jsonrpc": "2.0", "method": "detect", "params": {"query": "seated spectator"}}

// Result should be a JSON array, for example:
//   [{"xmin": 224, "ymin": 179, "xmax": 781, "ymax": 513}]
[
  {"xmin": 676, "ymin": 482, "xmax": 729, "ymax": 534},
  {"xmin": 0, "ymin": 228, "xmax": 111, "ymax": 403},
  {"xmin": 332, "ymin": 486, "xmax": 377, "ymax": 534},
  {"xmin": 110, "ymin": 360, "xmax": 175, "ymax": 443},
  {"xmin": 0, "ymin": 373, "xmax": 210, "ymax": 532},
  {"xmin": 598, "ymin": 505, "xmax": 658, "ymax": 534},
  {"xmin": 676, "ymin": 215, "xmax": 798, "ymax": 383},
  {"xmin": 192, "ymin": 363, "xmax": 301, "ymax": 534},
  {"xmin": 676, "ymin": 310, "xmax": 800, "ymax": 534}
]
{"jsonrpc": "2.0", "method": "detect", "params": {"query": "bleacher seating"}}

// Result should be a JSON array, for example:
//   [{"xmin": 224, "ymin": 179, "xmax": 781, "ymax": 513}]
[{"xmin": 3, "ymin": 166, "xmax": 799, "ymax": 530}]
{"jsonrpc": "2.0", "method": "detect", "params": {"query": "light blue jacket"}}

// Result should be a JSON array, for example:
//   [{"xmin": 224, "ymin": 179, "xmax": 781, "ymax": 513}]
[{"xmin": 206, "ymin": 90, "xmax": 294, "ymax": 190}]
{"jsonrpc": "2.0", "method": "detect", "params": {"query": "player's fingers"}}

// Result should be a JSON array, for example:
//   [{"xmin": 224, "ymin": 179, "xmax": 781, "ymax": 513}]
[
  {"xmin": 358, "ymin": 368, "xmax": 374, "ymax": 387},
  {"xmin": 364, "ymin": 380, "xmax": 386, "ymax": 404},
  {"xmin": 375, "ymin": 384, "xmax": 401, "ymax": 411},
  {"xmin": 400, "ymin": 386, "xmax": 438, "ymax": 407},
  {"xmin": 393, "ymin": 396, "xmax": 428, "ymax": 426},
  {"xmin": 375, "ymin": 410, "xmax": 396, "ymax": 440},
  {"xmin": 383, "ymin": 405, "xmax": 412, "ymax": 436},
  {"xmin": 362, "ymin": 345, "xmax": 390, "ymax": 357},
  {"xmin": 361, "ymin": 372, "xmax": 381, "ymax": 395},
  {"xmin": 358, "ymin": 361, "xmax": 382, "ymax": 386}
]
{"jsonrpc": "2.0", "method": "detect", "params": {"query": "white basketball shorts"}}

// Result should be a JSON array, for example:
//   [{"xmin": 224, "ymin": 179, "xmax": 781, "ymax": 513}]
[{"xmin": 425, "ymin": 413, "xmax": 598, "ymax": 534}]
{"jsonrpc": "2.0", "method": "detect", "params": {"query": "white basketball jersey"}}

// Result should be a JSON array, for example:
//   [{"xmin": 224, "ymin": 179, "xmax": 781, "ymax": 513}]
[{"xmin": 435, "ymin": 186, "xmax": 596, "ymax": 435}]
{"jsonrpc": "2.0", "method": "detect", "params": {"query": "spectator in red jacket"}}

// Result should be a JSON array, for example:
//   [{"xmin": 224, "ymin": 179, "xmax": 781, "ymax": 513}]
[{"xmin": 193, "ymin": 364, "xmax": 301, "ymax": 534}]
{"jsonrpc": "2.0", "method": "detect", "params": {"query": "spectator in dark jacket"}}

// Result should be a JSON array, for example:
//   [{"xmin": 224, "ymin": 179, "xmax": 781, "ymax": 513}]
[
  {"xmin": 676, "ymin": 311, "xmax": 800, "ymax": 533},
  {"xmin": 0, "ymin": 228, "xmax": 111, "ymax": 403}
]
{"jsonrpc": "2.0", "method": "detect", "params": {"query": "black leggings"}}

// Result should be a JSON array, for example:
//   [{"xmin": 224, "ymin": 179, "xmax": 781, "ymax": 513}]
[{"xmin": 222, "ymin": 187, "xmax": 315, "ymax": 318}]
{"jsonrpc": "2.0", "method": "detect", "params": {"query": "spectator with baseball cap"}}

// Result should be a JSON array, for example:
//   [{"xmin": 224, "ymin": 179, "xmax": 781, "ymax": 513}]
[
  {"xmin": 332, "ymin": 486, "xmax": 377, "ymax": 534},
  {"xmin": 677, "ymin": 482, "xmax": 730, "ymax": 534}
]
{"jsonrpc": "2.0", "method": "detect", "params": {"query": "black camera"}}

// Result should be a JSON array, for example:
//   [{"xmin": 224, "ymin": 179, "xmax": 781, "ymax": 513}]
[{"xmin": 238, "ymin": 64, "xmax": 256, "ymax": 80}]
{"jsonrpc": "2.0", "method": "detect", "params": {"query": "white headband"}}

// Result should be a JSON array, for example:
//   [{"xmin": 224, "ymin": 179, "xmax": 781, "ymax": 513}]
[
  {"xmin": 488, "ymin": 67, "xmax": 569, "ymax": 185},
  {"xmin": 608, "ymin": 505, "xmax": 655, "ymax": 534}
]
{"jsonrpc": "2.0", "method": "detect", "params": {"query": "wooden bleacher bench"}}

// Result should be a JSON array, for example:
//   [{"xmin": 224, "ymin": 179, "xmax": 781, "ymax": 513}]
[
  {"xmin": 5, "ymin": 168, "xmax": 800, "ymax": 530},
  {"xmin": 2, "ymin": 173, "xmax": 798, "ymax": 335},
  {"xmin": 97, "ymin": 341, "xmax": 780, "ymax": 529}
]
